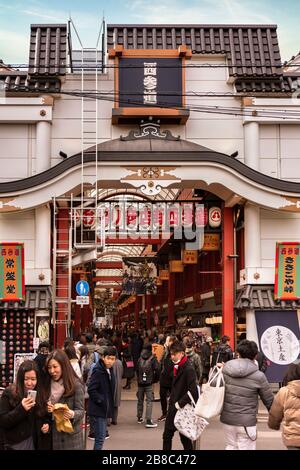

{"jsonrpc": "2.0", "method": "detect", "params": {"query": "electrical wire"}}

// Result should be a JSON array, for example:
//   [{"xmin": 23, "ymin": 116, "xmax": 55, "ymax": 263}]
[{"xmin": 2, "ymin": 62, "xmax": 300, "ymax": 70}]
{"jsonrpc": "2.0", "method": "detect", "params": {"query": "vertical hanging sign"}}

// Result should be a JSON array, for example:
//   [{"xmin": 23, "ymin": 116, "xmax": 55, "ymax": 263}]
[
  {"xmin": 0, "ymin": 243, "xmax": 25, "ymax": 301},
  {"xmin": 275, "ymin": 242, "xmax": 300, "ymax": 300}
]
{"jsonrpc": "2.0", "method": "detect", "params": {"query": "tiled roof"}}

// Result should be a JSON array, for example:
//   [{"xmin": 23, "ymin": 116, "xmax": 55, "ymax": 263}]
[
  {"xmin": 235, "ymin": 75, "xmax": 299, "ymax": 93},
  {"xmin": 107, "ymin": 24, "xmax": 282, "ymax": 77},
  {"xmin": 29, "ymin": 24, "xmax": 67, "ymax": 75},
  {"xmin": 236, "ymin": 285, "xmax": 300, "ymax": 310},
  {"xmin": 0, "ymin": 286, "xmax": 52, "ymax": 310},
  {"xmin": 0, "ymin": 72, "xmax": 61, "ymax": 92}
]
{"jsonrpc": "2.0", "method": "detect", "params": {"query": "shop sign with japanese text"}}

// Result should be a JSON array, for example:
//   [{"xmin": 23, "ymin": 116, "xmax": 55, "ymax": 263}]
[
  {"xmin": 118, "ymin": 58, "xmax": 182, "ymax": 108},
  {"xmin": 0, "ymin": 243, "xmax": 25, "ymax": 301},
  {"xmin": 275, "ymin": 242, "xmax": 300, "ymax": 300}
]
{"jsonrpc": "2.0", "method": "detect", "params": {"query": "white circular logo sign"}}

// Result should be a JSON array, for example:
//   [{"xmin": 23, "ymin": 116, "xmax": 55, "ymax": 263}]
[
  {"xmin": 209, "ymin": 207, "xmax": 221, "ymax": 228},
  {"xmin": 261, "ymin": 325, "xmax": 300, "ymax": 365}
]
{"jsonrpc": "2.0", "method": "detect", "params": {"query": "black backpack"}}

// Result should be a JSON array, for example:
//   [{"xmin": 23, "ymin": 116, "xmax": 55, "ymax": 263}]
[{"xmin": 138, "ymin": 356, "xmax": 154, "ymax": 385}]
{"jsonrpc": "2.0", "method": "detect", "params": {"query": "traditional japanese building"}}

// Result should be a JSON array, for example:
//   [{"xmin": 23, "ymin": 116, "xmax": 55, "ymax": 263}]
[{"xmin": 0, "ymin": 22, "xmax": 300, "ymax": 385}]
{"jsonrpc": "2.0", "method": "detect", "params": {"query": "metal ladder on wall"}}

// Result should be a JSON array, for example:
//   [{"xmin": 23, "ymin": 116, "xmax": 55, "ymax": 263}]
[
  {"xmin": 52, "ymin": 197, "xmax": 73, "ymax": 338},
  {"xmin": 52, "ymin": 19, "xmax": 106, "ymax": 339}
]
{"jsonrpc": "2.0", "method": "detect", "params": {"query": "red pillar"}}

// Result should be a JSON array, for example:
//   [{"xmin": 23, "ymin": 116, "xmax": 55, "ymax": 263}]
[
  {"xmin": 127, "ymin": 305, "xmax": 130, "ymax": 324},
  {"xmin": 167, "ymin": 273, "xmax": 175, "ymax": 326},
  {"xmin": 222, "ymin": 207, "xmax": 235, "ymax": 347},
  {"xmin": 146, "ymin": 294, "xmax": 151, "ymax": 330},
  {"xmin": 134, "ymin": 296, "xmax": 140, "ymax": 329},
  {"xmin": 56, "ymin": 208, "xmax": 69, "ymax": 348},
  {"xmin": 73, "ymin": 274, "xmax": 81, "ymax": 338}
]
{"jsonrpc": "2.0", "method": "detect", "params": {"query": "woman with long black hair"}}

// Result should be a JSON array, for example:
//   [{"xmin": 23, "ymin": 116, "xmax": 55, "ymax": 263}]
[
  {"xmin": 0, "ymin": 360, "xmax": 50, "ymax": 450},
  {"xmin": 45, "ymin": 349, "xmax": 85, "ymax": 450}
]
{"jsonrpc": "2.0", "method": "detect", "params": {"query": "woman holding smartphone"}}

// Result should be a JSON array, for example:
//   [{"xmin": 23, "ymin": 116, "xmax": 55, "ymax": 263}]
[
  {"xmin": 45, "ymin": 349, "xmax": 85, "ymax": 450},
  {"xmin": 0, "ymin": 360, "xmax": 50, "ymax": 450}
]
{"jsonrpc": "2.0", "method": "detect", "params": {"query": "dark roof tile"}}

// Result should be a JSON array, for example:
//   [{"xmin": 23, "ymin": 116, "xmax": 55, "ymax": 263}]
[
  {"xmin": 0, "ymin": 72, "xmax": 61, "ymax": 92},
  {"xmin": 107, "ymin": 24, "xmax": 282, "ymax": 77},
  {"xmin": 29, "ymin": 24, "xmax": 67, "ymax": 75}
]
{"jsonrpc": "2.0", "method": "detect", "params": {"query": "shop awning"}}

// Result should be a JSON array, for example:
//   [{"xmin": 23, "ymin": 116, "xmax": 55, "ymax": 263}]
[
  {"xmin": 236, "ymin": 285, "xmax": 300, "ymax": 310},
  {"xmin": 0, "ymin": 286, "xmax": 52, "ymax": 310}
]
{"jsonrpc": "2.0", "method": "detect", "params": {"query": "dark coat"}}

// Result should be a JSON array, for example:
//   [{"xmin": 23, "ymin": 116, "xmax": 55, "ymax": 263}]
[
  {"xmin": 0, "ymin": 387, "xmax": 51, "ymax": 450},
  {"xmin": 221, "ymin": 358, "xmax": 274, "ymax": 427},
  {"xmin": 160, "ymin": 349, "xmax": 174, "ymax": 388},
  {"xmin": 112, "ymin": 359, "xmax": 123, "ymax": 407},
  {"xmin": 201, "ymin": 343, "xmax": 211, "ymax": 374},
  {"xmin": 211, "ymin": 343, "xmax": 233, "ymax": 367},
  {"xmin": 165, "ymin": 359, "xmax": 198, "ymax": 431},
  {"xmin": 51, "ymin": 380, "xmax": 85, "ymax": 450},
  {"xmin": 121, "ymin": 344, "xmax": 135, "ymax": 379},
  {"xmin": 88, "ymin": 359, "xmax": 116, "ymax": 419}
]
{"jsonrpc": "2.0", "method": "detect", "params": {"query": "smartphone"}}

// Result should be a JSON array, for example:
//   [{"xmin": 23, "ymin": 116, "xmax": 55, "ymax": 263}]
[{"xmin": 27, "ymin": 390, "xmax": 37, "ymax": 402}]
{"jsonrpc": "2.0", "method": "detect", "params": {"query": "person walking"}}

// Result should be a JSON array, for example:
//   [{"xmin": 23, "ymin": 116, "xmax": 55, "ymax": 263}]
[
  {"xmin": 185, "ymin": 341, "xmax": 202, "ymax": 384},
  {"xmin": 268, "ymin": 363, "xmax": 300, "ymax": 450},
  {"xmin": 46, "ymin": 349, "xmax": 85, "ymax": 450},
  {"xmin": 211, "ymin": 335, "xmax": 233, "ymax": 367},
  {"xmin": 158, "ymin": 335, "xmax": 177, "ymax": 422},
  {"xmin": 111, "ymin": 352, "xmax": 124, "ymax": 425},
  {"xmin": 0, "ymin": 360, "xmax": 50, "ymax": 450},
  {"xmin": 136, "ymin": 343, "xmax": 160, "ymax": 428},
  {"xmin": 121, "ymin": 337, "xmax": 135, "ymax": 390},
  {"xmin": 162, "ymin": 341, "xmax": 198, "ymax": 450},
  {"xmin": 88, "ymin": 346, "xmax": 116, "ymax": 450},
  {"xmin": 220, "ymin": 339, "xmax": 274, "ymax": 450},
  {"xmin": 201, "ymin": 336, "xmax": 212, "ymax": 384},
  {"xmin": 34, "ymin": 341, "xmax": 50, "ymax": 382}
]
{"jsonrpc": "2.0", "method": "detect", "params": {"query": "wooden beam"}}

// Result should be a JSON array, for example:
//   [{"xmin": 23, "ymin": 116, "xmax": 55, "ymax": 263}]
[
  {"xmin": 93, "ymin": 276, "xmax": 122, "ymax": 282},
  {"xmin": 96, "ymin": 261, "xmax": 123, "ymax": 269},
  {"xmin": 104, "ymin": 236, "xmax": 163, "ymax": 244}
]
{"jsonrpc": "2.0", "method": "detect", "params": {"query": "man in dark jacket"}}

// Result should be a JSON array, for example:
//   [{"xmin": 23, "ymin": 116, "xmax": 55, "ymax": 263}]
[
  {"xmin": 136, "ymin": 344, "xmax": 160, "ymax": 428},
  {"xmin": 162, "ymin": 341, "xmax": 198, "ymax": 450},
  {"xmin": 158, "ymin": 335, "xmax": 177, "ymax": 422},
  {"xmin": 34, "ymin": 341, "xmax": 49, "ymax": 382},
  {"xmin": 88, "ymin": 346, "xmax": 116, "ymax": 450},
  {"xmin": 211, "ymin": 335, "xmax": 233, "ymax": 367},
  {"xmin": 221, "ymin": 339, "xmax": 274, "ymax": 450}
]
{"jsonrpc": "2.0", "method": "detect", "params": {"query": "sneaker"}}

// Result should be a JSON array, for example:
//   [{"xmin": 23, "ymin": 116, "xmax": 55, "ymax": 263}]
[
  {"xmin": 145, "ymin": 420, "xmax": 158, "ymax": 428},
  {"xmin": 105, "ymin": 434, "xmax": 110, "ymax": 440},
  {"xmin": 158, "ymin": 415, "xmax": 166, "ymax": 422},
  {"xmin": 88, "ymin": 433, "xmax": 95, "ymax": 440},
  {"xmin": 137, "ymin": 417, "xmax": 144, "ymax": 424}
]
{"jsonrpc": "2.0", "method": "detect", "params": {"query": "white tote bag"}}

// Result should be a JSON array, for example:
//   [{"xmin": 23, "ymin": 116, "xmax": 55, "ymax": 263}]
[
  {"xmin": 195, "ymin": 366, "xmax": 225, "ymax": 420},
  {"xmin": 174, "ymin": 389, "xmax": 209, "ymax": 441}
]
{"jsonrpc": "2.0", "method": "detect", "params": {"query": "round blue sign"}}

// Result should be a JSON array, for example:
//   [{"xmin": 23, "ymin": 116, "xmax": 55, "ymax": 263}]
[{"xmin": 76, "ymin": 280, "xmax": 89, "ymax": 296}]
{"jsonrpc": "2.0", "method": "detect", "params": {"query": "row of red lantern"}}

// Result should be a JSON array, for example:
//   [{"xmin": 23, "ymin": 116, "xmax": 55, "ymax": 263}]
[{"xmin": 74, "ymin": 204, "xmax": 221, "ymax": 230}]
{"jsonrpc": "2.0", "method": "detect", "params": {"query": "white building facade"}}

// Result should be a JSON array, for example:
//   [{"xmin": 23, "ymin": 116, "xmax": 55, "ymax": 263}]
[{"xmin": 0, "ymin": 23, "xmax": 300, "ymax": 385}]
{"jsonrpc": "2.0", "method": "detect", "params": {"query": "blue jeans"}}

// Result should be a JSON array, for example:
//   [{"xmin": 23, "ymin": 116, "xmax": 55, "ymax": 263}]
[{"xmin": 93, "ymin": 416, "xmax": 107, "ymax": 450}]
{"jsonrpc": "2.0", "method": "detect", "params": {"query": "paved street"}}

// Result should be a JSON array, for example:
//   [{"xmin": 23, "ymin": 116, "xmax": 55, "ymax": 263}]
[{"xmin": 86, "ymin": 380, "xmax": 285, "ymax": 451}]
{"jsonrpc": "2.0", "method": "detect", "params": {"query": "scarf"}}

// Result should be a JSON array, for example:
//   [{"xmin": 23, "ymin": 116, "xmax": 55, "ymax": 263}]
[
  {"xmin": 173, "ymin": 355, "xmax": 188, "ymax": 377},
  {"xmin": 50, "ymin": 378, "xmax": 65, "ymax": 404}
]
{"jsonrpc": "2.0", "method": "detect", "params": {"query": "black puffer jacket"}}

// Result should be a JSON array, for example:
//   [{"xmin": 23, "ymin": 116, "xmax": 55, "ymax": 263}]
[{"xmin": 220, "ymin": 358, "xmax": 274, "ymax": 427}]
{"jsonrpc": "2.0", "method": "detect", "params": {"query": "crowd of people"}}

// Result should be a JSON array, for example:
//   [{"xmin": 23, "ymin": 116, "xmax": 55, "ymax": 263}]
[{"xmin": 0, "ymin": 327, "xmax": 299, "ymax": 451}]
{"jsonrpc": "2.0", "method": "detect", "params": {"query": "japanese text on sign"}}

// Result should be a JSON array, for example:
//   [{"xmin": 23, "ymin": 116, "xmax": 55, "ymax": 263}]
[
  {"xmin": 275, "ymin": 242, "xmax": 300, "ymax": 300},
  {"xmin": 0, "ymin": 243, "xmax": 25, "ymax": 301}
]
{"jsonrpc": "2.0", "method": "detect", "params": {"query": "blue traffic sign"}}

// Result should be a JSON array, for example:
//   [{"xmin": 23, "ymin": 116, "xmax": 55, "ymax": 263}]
[{"xmin": 76, "ymin": 280, "xmax": 89, "ymax": 296}]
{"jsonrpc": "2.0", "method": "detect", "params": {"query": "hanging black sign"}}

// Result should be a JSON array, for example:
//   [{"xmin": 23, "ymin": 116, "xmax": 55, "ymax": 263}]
[{"xmin": 118, "ymin": 57, "xmax": 182, "ymax": 108}]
